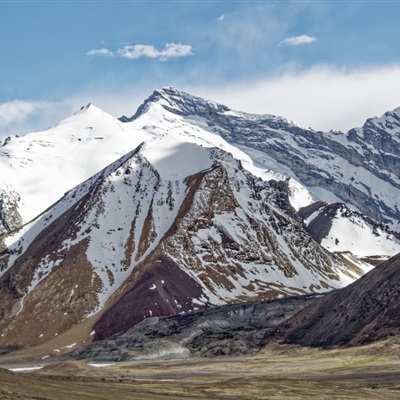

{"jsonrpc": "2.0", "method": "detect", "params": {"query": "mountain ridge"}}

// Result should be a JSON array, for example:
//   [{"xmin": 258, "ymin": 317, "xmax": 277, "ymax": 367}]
[{"xmin": 123, "ymin": 87, "xmax": 400, "ymax": 231}]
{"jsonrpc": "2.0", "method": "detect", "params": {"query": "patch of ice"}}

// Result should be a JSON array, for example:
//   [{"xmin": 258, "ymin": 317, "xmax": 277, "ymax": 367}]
[
  {"xmin": 9, "ymin": 366, "xmax": 43, "ymax": 372},
  {"xmin": 64, "ymin": 343, "xmax": 77, "ymax": 349},
  {"xmin": 88, "ymin": 363, "xmax": 115, "ymax": 368}
]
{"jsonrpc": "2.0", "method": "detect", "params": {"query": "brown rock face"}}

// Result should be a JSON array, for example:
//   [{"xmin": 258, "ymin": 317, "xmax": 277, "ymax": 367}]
[
  {"xmin": 93, "ymin": 255, "xmax": 205, "ymax": 341},
  {"xmin": 0, "ymin": 197, "xmax": 101, "ymax": 346}
]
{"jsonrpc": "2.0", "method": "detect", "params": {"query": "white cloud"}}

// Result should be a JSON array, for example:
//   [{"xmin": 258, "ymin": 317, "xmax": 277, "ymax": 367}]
[
  {"xmin": 0, "ymin": 100, "xmax": 72, "ymax": 141},
  {"xmin": 117, "ymin": 43, "xmax": 192, "ymax": 61},
  {"xmin": 117, "ymin": 44, "xmax": 158, "ymax": 59},
  {"xmin": 213, "ymin": 5, "xmax": 285, "ymax": 54},
  {"xmin": 68, "ymin": 64, "xmax": 400, "ymax": 133},
  {"xmin": 0, "ymin": 100, "xmax": 42, "ymax": 127},
  {"xmin": 86, "ymin": 48, "xmax": 114, "ymax": 57},
  {"xmin": 281, "ymin": 35, "xmax": 317, "ymax": 46},
  {"xmin": 189, "ymin": 64, "xmax": 400, "ymax": 132},
  {"xmin": 87, "ymin": 43, "xmax": 192, "ymax": 61},
  {"xmin": 160, "ymin": 43, "xmax": 193, "ymax": 60}
]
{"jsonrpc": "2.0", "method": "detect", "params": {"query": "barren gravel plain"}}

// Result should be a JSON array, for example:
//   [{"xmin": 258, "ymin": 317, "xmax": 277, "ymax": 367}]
[{"xmin": 1, "ymin": 339, "xmax": 400, "ymax": 400}]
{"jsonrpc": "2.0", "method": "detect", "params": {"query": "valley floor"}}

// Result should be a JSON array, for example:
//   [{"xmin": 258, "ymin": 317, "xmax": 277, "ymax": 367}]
[{"xmin": 1, "ymin": 339, "xmax": 400, "ymax": 399}]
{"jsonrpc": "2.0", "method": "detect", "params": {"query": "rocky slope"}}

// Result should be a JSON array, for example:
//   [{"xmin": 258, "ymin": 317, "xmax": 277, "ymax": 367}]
[
  {"xmin": 268, "ymin": 252, "xmax": 400, "ymax": 347},
  {"xmin": 68, "ymin": 294, "xmax": 318, "ymax": 361}
]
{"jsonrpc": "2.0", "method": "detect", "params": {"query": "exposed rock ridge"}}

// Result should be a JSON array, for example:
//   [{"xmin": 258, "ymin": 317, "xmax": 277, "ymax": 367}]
[
  {"xmin": 302, "ymin": 202, "xmax": 400, "ymax": 242},
  {"xmin": 0, "ymin": 187, "xmax": 23, "ymax": 235}
]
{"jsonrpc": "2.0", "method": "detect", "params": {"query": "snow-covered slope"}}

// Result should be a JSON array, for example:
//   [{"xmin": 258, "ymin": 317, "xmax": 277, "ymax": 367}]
[
  {"xmin": 299, "ymin": 202, "xmax": 400, "ymax": 257},
  {"xmin": 0, "ymin": 104, "xmax": 149, "ymax": 224}
]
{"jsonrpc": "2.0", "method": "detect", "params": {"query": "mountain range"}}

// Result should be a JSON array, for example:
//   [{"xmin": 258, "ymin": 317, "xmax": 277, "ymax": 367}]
[{"xmin": 0, "ymin": 87, "xmax": 399, "ymax": 348}]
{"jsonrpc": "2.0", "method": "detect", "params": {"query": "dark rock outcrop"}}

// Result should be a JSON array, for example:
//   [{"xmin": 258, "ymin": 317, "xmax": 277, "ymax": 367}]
[
  {"xmin": 271, "ymin": 252, "xmax": 400, "ymax": 347},
  {"xmin": 0, "ymin": 188, "xmax": 23, "ymax": 235},
  {"xmin": 69, "ymin": 294, "xmax": 318, "ymax": 361}
]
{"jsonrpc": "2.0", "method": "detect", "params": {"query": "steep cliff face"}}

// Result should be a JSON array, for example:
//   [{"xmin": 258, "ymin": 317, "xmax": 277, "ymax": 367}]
[{"xmin": 0, "ymin": 186, "xmax": 23, "ymax": 235}]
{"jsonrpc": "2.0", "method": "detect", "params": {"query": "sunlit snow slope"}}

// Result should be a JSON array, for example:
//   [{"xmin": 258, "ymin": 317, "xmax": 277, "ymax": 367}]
[
  {"xmin": 0, "ymin": 104, "xmax": 150, "ymax": 228},
  {"xmin": 299, "ymin": 202, "xmax": 400, "ymax": 257}
]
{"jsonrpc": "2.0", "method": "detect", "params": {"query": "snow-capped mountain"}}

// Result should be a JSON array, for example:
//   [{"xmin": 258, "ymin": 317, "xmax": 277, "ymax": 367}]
[
  {"xmin": 0, "ymin": 137, "xmax": 356, "ymax": 345},
  {"xmin": 129, "ymin": 88, "xmax": 399, "ymax": 231},
  {"xmin": 0, "ymin": 106, "xmax": 364, "ymax": 346},
  {"xmin": 0, "ymin": 87, "xmax": 398, "ymax": 347}
]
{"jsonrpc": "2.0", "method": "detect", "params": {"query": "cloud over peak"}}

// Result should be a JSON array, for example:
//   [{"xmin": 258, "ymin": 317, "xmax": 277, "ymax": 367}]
[
  {"xmin": 281, "ymin": 35, "xmax": 317, "ymax": 46},
  {"xmin": 0, "ymin": 100, "xmax": 71, "ymax": 140},
  {"xmin": 87, "ymin": 43, "xmax": 192, "ymax": 61}
]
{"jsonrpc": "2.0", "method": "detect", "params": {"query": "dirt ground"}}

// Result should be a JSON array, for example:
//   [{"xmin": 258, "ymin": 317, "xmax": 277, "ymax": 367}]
[{"xmin": 1, "ymin": 339, "xmax": 400, "ymax": 399}]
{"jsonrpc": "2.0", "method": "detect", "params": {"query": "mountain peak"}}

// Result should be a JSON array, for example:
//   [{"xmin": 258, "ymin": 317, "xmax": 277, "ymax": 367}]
[
  {"xmin": 382, "ymin": 105, "xmax": 400, "ymax": 118},
  {"xmin": 56, "ymin": 102, "xmax": 118, "ymax": 129},
  {"xmin": 362, "ymin": 105, "xmax": 400, "ymax": 133},
  {"xmin": 74, "ymin": 102, "xmax": 103, "ymax": 115},
  {"xmin": 120, "ymin": 87, "xmax": 231, "ymax": 122},
  {"xmin": 121, "ymin": 87, "xmax": 293, "ymax": 128}
]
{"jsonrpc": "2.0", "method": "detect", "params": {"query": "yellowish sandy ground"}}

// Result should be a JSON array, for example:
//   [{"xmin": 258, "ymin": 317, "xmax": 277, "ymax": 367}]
[{"xmin": 1, "ymin": 339, "xmax": 400, "ymax": 399}]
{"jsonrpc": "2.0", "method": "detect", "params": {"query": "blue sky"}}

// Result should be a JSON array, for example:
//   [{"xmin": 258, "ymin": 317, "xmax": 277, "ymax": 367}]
[{"xmin": 1, "ymin": 0, "xmax": 400, "ymax": 139}]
